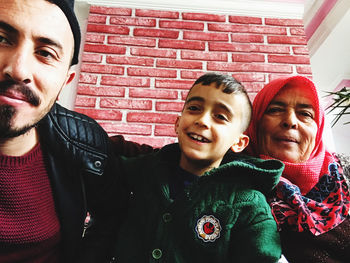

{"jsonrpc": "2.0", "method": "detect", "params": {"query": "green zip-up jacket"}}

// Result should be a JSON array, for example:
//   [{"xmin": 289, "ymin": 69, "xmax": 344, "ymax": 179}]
[{"xmin": 110, "ymin": 143, "xmax": 284, "ymax": 263}]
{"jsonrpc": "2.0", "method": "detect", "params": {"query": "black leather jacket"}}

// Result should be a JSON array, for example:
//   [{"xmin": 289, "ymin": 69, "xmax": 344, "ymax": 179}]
[{"xmin": 38, "ymin": 103, "xmax": 128, "ymax": 262}]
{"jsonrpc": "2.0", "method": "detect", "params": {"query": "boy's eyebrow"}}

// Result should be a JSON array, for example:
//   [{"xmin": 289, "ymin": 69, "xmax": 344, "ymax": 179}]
[
  {"xmin": 186, "ymin": 96, "xmax": 234, "ymax": 117},
  {"xmin": 217, "ymin": 103, "xmax": 234, "ymax": 118},
  {"xmin": 185, "ymin": 96, "xmax": 204, "ymax": 104},
  {"xmin": 0, "ymin": 20, "xmax": 63, "ymax": 53}
]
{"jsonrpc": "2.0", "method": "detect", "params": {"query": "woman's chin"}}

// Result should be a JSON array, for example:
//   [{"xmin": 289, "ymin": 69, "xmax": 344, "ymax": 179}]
[{"xmin": 269, "ymin": 152, "xmax": 300, "ymax": 163}]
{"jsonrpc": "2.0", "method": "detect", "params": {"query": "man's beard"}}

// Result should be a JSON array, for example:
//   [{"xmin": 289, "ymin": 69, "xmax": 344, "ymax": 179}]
[
  {"xmin": 0, "ymin": 79, "xmax": 41, "ymax": 139},
  {"xmin": 0, "ymin": 104, "xmax": 37, "ymax": 138}
]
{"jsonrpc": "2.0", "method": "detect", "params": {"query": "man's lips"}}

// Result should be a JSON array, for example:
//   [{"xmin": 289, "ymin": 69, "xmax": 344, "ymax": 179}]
[
  {"xmin": 0, "ymin": 80, "xmax": 40, "ymax": 106},
  {"xmin": 0, "ymin": 90, "xmax": 31, "ymax": 103},
  {"xmin": 188, "ymin": 133, "xmax": 211, "ymax": 143}
]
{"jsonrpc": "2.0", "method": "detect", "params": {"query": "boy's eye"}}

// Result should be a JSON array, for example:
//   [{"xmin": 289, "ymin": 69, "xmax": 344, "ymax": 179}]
[
  {"xmin": 215, "ymin": 113, "xmax": 228, "ymax": 121},
  {"xmin": 187, "ymin": 105, "xmax": 200, "ymax": 111}
]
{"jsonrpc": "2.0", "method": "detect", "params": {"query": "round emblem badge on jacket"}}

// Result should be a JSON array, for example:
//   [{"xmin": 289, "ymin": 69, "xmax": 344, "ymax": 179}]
[{"xmin": 195, "ymin": 215, "xmax": 221, "ymax": 242}]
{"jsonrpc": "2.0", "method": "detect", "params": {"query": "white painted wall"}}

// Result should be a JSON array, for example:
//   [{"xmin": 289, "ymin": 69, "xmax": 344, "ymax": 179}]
[
  {"xmin": 58, "ymin": 1, "xmax": 90, "ymax": 110},
  {"xmin": 307, "ymin": 2, "xmax": 350, "ymax": 154}
]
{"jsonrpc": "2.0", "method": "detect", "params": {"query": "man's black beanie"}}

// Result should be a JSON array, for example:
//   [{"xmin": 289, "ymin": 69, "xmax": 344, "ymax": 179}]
[{"xmin": 49, "ymin": 0, "xmax": 81, "ymax": 65}]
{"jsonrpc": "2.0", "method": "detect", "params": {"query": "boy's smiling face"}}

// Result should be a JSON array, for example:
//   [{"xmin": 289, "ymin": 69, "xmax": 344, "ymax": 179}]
[{"xmin": 175, "ymin": 82, "xmax": 249, "ymax": 175}]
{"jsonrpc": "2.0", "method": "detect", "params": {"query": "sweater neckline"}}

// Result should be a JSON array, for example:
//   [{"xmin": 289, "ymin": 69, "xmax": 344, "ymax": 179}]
[{"xmin": 0, "ymin": 143, "xmax": 41, "ymax": 167}]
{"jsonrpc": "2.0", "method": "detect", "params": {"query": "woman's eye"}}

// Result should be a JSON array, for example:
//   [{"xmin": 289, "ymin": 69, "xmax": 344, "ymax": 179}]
[
  {"xmin": 299, "ymin": 111, "xmax": 314, "ymax": 118},
  {"xmin": 266, "ymin": 107, "xmax": 283, "ymax": 114}
]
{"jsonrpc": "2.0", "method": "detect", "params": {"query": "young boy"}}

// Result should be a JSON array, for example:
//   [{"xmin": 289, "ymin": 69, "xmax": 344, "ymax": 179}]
[{"xmin": 111, "ymin": 73, "xmax": 284, "ymax": 263}]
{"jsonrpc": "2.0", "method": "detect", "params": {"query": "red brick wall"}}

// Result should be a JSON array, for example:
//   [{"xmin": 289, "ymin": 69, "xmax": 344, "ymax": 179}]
[{"xmin": 75, "ymin": 5, "xmax": 311, "ymax": 147}]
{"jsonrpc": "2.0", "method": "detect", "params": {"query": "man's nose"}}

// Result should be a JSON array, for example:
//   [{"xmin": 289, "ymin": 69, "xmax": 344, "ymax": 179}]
[{"xmin": 2, "ymin": 46, "xmax": 32, "ymax": 84}]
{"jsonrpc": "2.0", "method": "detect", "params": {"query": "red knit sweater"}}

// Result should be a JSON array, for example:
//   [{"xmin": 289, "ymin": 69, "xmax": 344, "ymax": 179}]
[{"xmin": 0, "ymin": 143, "xmax": 60, "ymax": 262}]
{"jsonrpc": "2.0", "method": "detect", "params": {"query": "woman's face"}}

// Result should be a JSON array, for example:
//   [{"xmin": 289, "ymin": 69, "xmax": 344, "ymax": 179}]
[{"xmin": 258, "ymin": 84, "xmax": 318, "ymax": 163}]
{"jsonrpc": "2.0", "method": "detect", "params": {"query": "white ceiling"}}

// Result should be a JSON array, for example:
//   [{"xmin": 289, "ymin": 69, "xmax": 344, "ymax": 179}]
[{"xmin": 77, "ymin": 0, "xmax": 310, "ymax": 18}]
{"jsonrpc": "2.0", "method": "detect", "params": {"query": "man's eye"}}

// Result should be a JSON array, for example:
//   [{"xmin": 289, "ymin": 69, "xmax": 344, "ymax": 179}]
[
  {"xmin": 0, "ymin": 35, "xmax": 10, "ymax": 45},
  {"xmin": 37, "ymin": 50, "xmax": 54, "ymax": 58}
]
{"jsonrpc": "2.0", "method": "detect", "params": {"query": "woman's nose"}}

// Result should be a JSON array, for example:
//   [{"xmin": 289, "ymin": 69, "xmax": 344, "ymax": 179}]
[
  {"xmin": 281, "ymin": 110, "xmax": 298, "ymax": 129},
  {"xmin": 2, "ymin": 46, "xmax": 32, "ymax": 84}
]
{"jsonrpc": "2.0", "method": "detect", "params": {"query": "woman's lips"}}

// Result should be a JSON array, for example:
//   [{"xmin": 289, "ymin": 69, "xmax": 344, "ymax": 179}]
[{"xmin": 275, "ymin": 136, "xmax": 298, "ymax": 143}]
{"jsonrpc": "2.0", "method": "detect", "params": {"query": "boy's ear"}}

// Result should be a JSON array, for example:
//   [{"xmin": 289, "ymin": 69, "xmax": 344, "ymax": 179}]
[
  {"xmin": 174, "ymin": 116, "xmax": 181, "ymax": 134},
  {"xmin": 231, "ymin": 134, "xmax": 249, "ymax": 153}
]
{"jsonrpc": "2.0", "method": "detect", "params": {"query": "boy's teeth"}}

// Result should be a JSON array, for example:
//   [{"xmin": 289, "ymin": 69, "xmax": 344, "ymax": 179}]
[{"xmin": 190, "ymin": 134, "xmax": 208, "ymax": 142}]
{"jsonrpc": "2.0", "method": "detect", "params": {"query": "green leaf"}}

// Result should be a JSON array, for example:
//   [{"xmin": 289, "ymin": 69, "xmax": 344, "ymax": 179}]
[{"xmin": 324, "ymin": 87, "xmax": 350, "ymax": 126}]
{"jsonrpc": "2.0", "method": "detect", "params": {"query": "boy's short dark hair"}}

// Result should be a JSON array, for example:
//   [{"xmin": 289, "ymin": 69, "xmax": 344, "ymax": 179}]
[{"xmin": 188, "ymin": 73, "xmax": 252, "ymax": 131}]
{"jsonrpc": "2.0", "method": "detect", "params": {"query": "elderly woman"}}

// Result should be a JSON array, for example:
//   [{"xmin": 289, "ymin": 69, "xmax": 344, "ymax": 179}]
[{"xmin": 246, "ymin": 75, "xmax": 350, "ymax": 262}]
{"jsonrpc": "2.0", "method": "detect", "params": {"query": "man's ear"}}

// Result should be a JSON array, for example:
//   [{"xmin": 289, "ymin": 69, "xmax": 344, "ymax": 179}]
[
  {"xmin": 65, "ymin": 69, "xmax": 76, "ymax": 86},
  {"xmin": 174, "ymin": 116, "xmax": 181, "ymax": 134},
  {"xmin": 231, "ymin": 134, "xmax": 249, "ymax": 153},
  {"xmin": 56, "ymin": 70, "xmax": 76, "ymax": 102}
]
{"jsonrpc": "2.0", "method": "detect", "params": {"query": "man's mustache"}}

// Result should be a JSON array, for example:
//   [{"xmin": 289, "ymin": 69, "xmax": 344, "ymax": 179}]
[{"xmin": 0, "ymin": 80, "xmax": 40, "ymax": 106}]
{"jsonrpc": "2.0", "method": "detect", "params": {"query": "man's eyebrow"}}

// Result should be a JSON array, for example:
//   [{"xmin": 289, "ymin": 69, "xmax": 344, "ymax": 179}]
[
  {"xmin": 0, "ymin": 21, "xmax": 18, "ymax": 34},
  {"xmin": 0, "ymin": 20, "xmax": 63, "ymax": 52},
  {"xmin": 37, "ymin": 37, "xmax": 63, "ymax": 52}
]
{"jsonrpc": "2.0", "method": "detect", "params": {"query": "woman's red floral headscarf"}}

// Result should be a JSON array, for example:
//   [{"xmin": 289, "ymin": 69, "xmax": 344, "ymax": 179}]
[{"xmin": 246, "ymin": 76, "xmax": 350, "ymax": 235}]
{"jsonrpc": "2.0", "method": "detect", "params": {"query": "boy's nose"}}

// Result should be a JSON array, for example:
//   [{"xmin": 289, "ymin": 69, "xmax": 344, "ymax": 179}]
[{"xmin": 195, "ymin": 113, "xmax": 210, "ymax": 128}]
